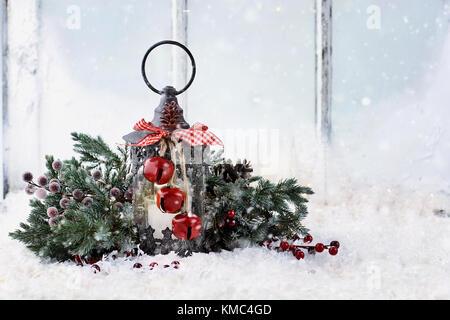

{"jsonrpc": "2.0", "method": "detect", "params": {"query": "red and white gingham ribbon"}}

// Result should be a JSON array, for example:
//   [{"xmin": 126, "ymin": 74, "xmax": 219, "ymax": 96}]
[
  {"xmin": 172, "ymin": 122, "xmax": 223, "ymax": 147},
  {"xmin": 130, "ymin": 119, "xmax": 223, "ymax": 147}
]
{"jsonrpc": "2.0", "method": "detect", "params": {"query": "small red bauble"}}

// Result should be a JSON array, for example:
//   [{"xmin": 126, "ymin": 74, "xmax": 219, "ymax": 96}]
[
  {"xmin": 149, "ymin": 262, "xmax": 158, "ymax": 268},
  {"xmin": 143, "ymin": 157, "xmax": 175, "ymax": 185},
  {"xmin": 133, "ymin": 263, "xmax": 142, "ymax": 269},
  {"xmin": 330, "ymin": 241, "xmax": 340, "ymax": 249},
  {"xmin": 226, "ymin": 210, "xmax": 236, "ymax": 219},
  {"xmin": 124, "ymin": 251, "xmax": 133, "ymax": 257},
  {"xmin": 227, "ymin": 219, "xmax": 236, "ymax": 227},
  {"xmin": 328, "ymin": 246, "xmax": 338, "ymax": 256},
  {"xmin": 157, "ymin": 187, "xmax": 185, "ymax": 213},
  {"xmin": 171, "ymin": 261, "xmax": 180, "ymax": 265},
  {"xmin": 295, "ymin": 250, "xmax": 305, "ymax": 260},
  {"xmin": 91, "ymin": 264, "xmax": 101, "ymax": 273},
  {"xmin": 172, "ymin": 213, "xmax": 202, "ymax": 240},
  {"xmin": 303, "ymin": 235, "xmax": 313, "ymax": 243},
  {"xmin": 289, "ymin": 244, "xmax": 297, "ymax": 252},
  {"xmin": 315, "ymin": 243, "xmax": 325, "ymax": 253},
  {"xmin": 280, "ymin": 241, "xmax": 289, "ymax": 251}
]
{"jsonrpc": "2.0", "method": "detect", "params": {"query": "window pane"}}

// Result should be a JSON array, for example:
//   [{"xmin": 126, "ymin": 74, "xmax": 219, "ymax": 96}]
[
  {"xmin": 188, "ymin": 0, "xmax": 316, "ymax": 178},
  {"xmin": 332, "ymin": 0, "xmax": 450, "ymax": 191},
  {"xmin": 39, "ymin": 0, "xmax": 171, "ymax": 159}
]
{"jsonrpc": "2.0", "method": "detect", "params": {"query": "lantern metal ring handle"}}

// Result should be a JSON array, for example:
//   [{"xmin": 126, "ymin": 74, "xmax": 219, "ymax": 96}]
[{"xmin": 141, "ymin": 40, "xmax": 196, "ymax": 95}]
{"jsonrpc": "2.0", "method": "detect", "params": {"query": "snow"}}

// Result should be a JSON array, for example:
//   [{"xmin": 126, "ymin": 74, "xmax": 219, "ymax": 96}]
[{"xmin": 1, "ymin": 188, "xmax": 449, "ymax": 299}]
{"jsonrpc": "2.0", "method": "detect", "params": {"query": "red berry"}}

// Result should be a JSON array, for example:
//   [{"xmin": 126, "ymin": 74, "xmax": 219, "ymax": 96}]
[
  {"xmin": 303, "ymin": 235, "xmax": 313, "ymax": 243},
  {"xmin": 114, "ymin": 202, "xmax": 124, "ymax": 211},
  {"xmin": 23, "ymin": 172, "xmax": 33, "ymax": 182},
  {"xmin": 133, "ymin": 263, "xmax": 142, "ymax": 269},
  {"xmin": 91, "ymin": 264, "xmax": 101, "ymax": 273},
  {"xmin": 49, "ymin": 182, "xmax": 61, "ymax": 193},
  {"xmin": 289, "ymin": 244, "xmax": 297, "ymax": 252},
  {"xmin": 59, "ymin": 198, "xmax": 70, "ymax": 209},
  {"xmin": 25, "ymin": 184, "xmax": 36, "ymax": 195},
  {"xmin": 315, "ymin": 243, "xmax": 325, "ymax": 253},
  {"xmin": 143, "ymin": 157, "xmax": 175, "ymax": 185},
  {"xmin": 163, "ymin": 264, "xmax": 170, "ymax": 268},
  {"xmin": 149, "ymin": 262, "xmax": 158, "ymax": 268},
  {"xmin": 124, "ymin": 190, "xmax": 133, "ymax": 200},
  {"xmin": 91, "ymin": 170, "xmax": 102, "ymax": 180},
  {"xmin": 81, "ymin": 197, "xmax": 93, "ymax": 206},
  {"xmin": 47, "ymin": 207, "xmax": 58, "ymax": 218},
  {"xmin": 226, "ymin": 210, "xmax": 236, "ymax": 218},
  {"xmin": 35, "ymin": 188, "xmax": 47, "ymax": 199},
  {"xmin": 52, "ymin": 160, "xmax": 63, "ymax": 171},
  {"xmin": 280, "ymin": 241, "xmax": 289, "ymax": 251},
  {"xmin": 330, "ymin": 241, "xmax": 340, "ymax": 249},
  {"xmin": 110, "ymin": 187, "xmax": 122, "ymax": 198},
  {"xmin": 171, "ymin": 261, "xmax": 180, "ymax": 265},
  {"xmin": 328, "ymin": 246, "xmax": 338, "ymax": 256},
  {"xmin": 173, "ymin": 265, "xmax": 179, "ymax": 269},
  {"xmin": 124, "ymin": 251, "xmax": 133, "ymax": 257},
  {"xmin": 37, "ymin": 176, "xmax": 48, "ymax": 186},
  {"xmin": 295, "ymin": 250, "xmax": 305, "ymax": 260},
  {"xmin": 227, "ymin": 219, "xmax": 236, "ymax": 227},
  {"xmin": 72, "ymin": 189, "xmax": 83, "ymax": 200},
  {"xmin": 157, "ymin": 187, "xmax": 185, "ymax": 213}
]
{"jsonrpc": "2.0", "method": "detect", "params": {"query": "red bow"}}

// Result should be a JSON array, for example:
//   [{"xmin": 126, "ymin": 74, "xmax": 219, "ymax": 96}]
[{"xmin": 131, "ymin": 119, "xmax": 223, "ymax": 147}]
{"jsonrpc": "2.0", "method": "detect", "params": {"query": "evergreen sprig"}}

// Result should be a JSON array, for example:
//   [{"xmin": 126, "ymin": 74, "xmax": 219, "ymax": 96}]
[
  {"xmin": 10, "ymin": 133, "xmax": 137, "ymax": 261},
  {"xmin": 203, "ymin": 161, "xmax": 313, "ymax": 251}
]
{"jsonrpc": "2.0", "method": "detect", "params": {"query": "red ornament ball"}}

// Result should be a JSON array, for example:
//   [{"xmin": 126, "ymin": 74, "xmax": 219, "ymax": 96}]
[
  {"xmin": 149, "ymin": 262, "xmax": 158, "ymax": 268},
  {"xmin": 227, "ymin": 219, "xmax": 236, "ymax": 227},
  {"xmin": 171, "ymin": 261, "xmax": 180, "ymax": 265},
  {"xmin": 328, "ymin": 246, "xmax": 339, "ymax": 256},
  {"xmin": 226, "ymin": 210, "xmax": 236, "ymax": 219},
  {"xmin": 172, "ymin": 213, "xmax": 202, "ymax": 240},
  {"xmin": 133, "ymin": 263, "xmax": 142, "ymax": 269},
  {"xmin": 303, "ymin": 235, "xmax": 313, "ymax": 243},
  {"xmin": 330, "ymin": 241, "xmax": 340, "ymax": 249},
  {"xmin": 295, "ymin": 250, "xmax": 305, "ymax": 260},
  {"xmin": 280, "ymin": 241, "xmax": 289, "ymax": 251},
  {"xmin": 143, "ymin": 157, "xmax": 175, "ymax": 185},
  {"xmin": 91, "ymin": 264, "xmax": 101, "ymax": 273},
  {"xmin": 315, "ymin": 243, "xmax": 325, "ymax": 253},
  {"xmin": 156, "ymin": 187, "xmax": 185, "ymax": 213},
  {"xmin": 289, "ymin": 244, "xmax": 297, "ymax": 252}
]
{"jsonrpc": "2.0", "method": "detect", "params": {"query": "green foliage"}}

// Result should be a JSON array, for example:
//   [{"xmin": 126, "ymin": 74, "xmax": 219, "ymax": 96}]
[
  {"xmin": 203, "ymin": 163, "xmax": 314, "ymax": 251},
  {"xmin": 9, "ymin": 133, "xmax": 137, "ymax": 261}
]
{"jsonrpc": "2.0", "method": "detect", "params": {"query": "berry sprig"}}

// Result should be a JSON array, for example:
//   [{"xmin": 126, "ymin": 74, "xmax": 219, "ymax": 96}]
[
  {"xmin": 22, "ymin": 161, "xmax": 133, "ymax": 226},
  {"xmin": 260, "ymin": 235, "xmax": 340, "ymax": 260}
]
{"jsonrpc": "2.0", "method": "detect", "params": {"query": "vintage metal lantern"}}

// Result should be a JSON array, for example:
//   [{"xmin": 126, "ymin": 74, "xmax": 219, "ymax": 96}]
[{"xmin": 123, "ymin": 40, "xmax": 222, "ymax": 256}]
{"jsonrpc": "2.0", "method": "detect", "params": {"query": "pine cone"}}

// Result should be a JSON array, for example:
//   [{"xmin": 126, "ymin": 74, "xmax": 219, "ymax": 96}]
[
  {"xmin": 160, "ymin": 102, "xmax": 184, "ymax": 131},
  {"xmin": 212, "ymin": 159, "xmax": 253, "ymax": 183}
]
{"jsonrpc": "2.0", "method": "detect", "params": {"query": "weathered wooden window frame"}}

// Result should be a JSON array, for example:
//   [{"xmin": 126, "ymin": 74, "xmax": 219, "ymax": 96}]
[{"xmin": 0, "ymin": 0, "xmax": 333, "ymax": 198}]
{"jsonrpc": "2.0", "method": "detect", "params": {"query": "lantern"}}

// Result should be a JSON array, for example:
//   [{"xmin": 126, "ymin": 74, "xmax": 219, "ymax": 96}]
[{"xmin": 122, "ymin": 40, "xmax": 222, "ymax": 257}]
